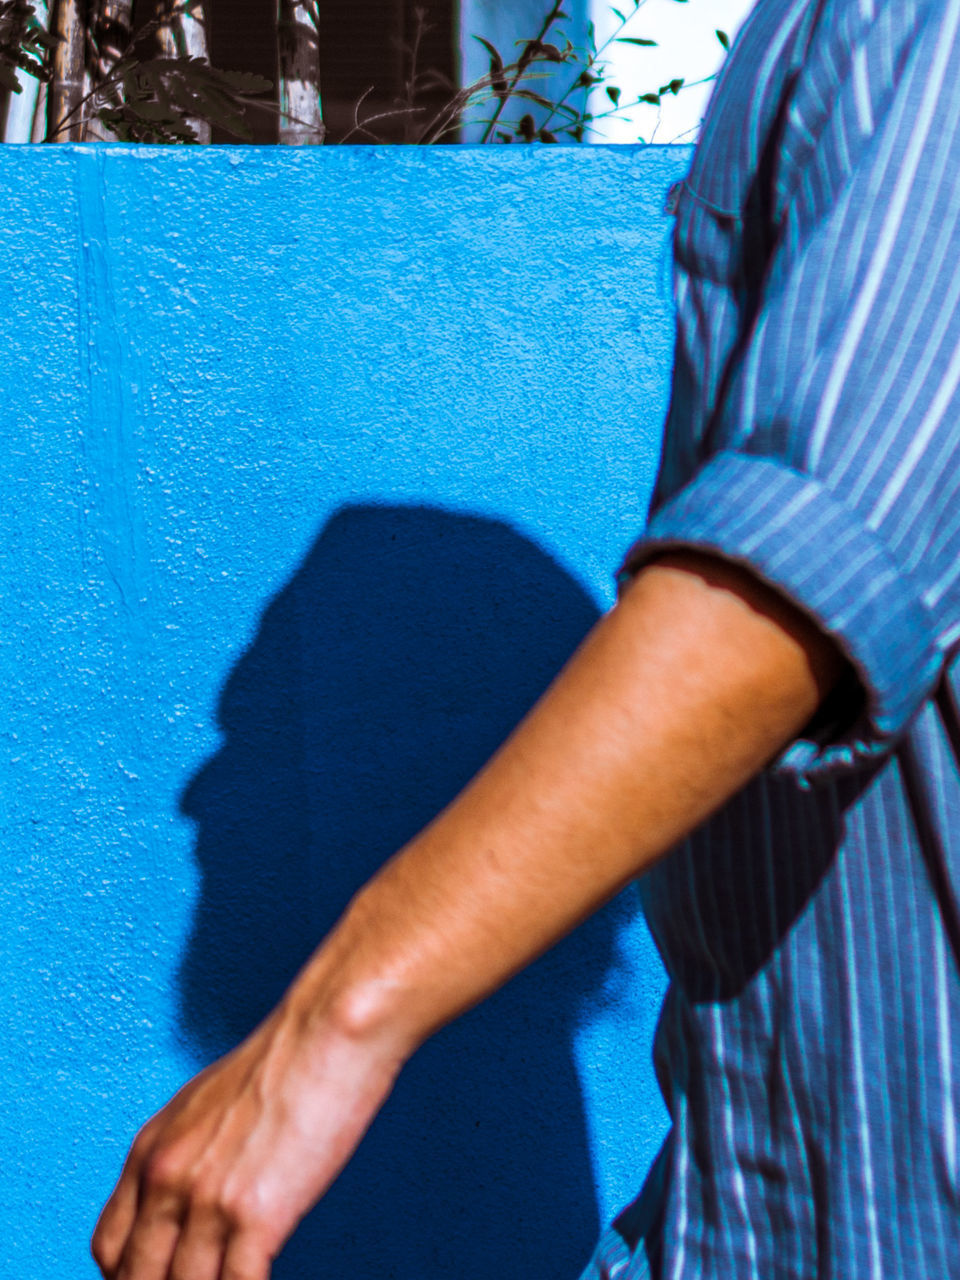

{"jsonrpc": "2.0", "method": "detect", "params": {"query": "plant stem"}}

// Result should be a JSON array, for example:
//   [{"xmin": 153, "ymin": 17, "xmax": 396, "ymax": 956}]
[
  {"xmin": 535, "ymin": 4, "xmax": 639, "ymax": 138},
  {"xmin": 477, "ymin": 0, "xmax": 565, "ymax": 144}
]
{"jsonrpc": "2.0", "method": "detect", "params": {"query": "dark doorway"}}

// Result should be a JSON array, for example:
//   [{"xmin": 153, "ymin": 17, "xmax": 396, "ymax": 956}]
[{"xmin": 316, "ymin": 0, "xmax": 457, "ymax": 142}]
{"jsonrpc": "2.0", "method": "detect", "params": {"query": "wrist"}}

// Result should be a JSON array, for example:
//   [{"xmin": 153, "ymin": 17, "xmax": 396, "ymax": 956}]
[{"xmin": 279, "ymin": 894, "xmax": 425, "ymax": 1065}]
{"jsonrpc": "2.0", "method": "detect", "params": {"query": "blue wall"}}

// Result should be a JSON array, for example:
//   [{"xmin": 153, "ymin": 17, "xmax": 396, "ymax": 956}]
[{"xmin": 0, "ymin": 143, "xmax": 690, "ymax": 1279}]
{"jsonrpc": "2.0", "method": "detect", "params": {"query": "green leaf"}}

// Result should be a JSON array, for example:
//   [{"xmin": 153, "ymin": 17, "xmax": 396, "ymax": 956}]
[
  {"xmin": 473, "ymin": 35, "xmax": 507, "ymax": 97},
  {"xmin": 0, "ymin": 0, "xmax": 60, "ymax": 91},
  {"xmin": 518, "ymin": 112, "xmax": 536, "ymax": 141},
  {"xmin": 616, "ymin": 37, "xmax": 657, "ymax": 47},
  {"xmin": 0, "ymin": 62, "xmax": 21, "ymax": 92},
  {"xmin": 215, "ymin": 67, "xmax": 274, "ymax": 94},
  {"xmin": 130, "ymin": 98, "xmax": 173, "ymax": 121},
  {"xmin": 95, "ymin": 52, "xmax": 272, "ymax": 145},
  {"xmin": 716, "ymin": 29, "xmax": 730, "ymax": 50},
  {"xmin": 15, "ymin": 50, "xmax": 43, "ymax": 77},
  {"xmin": 606, "ymin": 85, "xmax": 621, "ymax": 104},
  {"xmin": 539, "ymin": 128, "xmax": 558, "ymax": 142},
  {"xmin": 639, "ymin": 92, "xmax": 660, "ymax": 105},
  {"xmin": 510, "ymin": 87, "xmax": 577, "ymax": 118},
  {"xmin": 34, "ymin": 27, "xmax": 63, "ymax": 51},
  {"xmin": 522, "ymin": 39, "xmax": 565, "ymax": 63}
]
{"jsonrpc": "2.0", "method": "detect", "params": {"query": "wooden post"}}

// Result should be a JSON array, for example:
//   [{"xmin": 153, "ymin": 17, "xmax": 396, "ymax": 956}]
[
  {"xmin": 47, "ymin": 0, "xmax": 86, "ymax": 140},
  {"xmin": 277, "ymin": 0, "xmax": 323, "ymax": 144},
  {"xmin": 157, "ymin": 0, "xmax": 211, "ymax": 143}
]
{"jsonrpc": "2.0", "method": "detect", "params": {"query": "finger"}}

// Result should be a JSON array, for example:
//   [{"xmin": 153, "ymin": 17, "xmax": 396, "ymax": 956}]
[
  {"xmin": 220, "ymin": 1229, "xmax": 274, "ymax": 1280},
  {"xmin": 92, "ymin": 1173, "xmax": 142, "ymax": 1278},
  {"xmin": 92, "ymin": 1132, "xmax": 158, "ymax": 1278},
  {"xmin": 116, "ymin": 1190, "xmax": 185, "ymax": 1280},
  {"xmin": 168, "ymin": 1202, "xmax": 228, "ymax": 1280}
]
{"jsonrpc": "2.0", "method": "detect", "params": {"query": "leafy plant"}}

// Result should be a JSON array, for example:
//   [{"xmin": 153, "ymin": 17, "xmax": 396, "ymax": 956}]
[
  {"xmin": 1, "ymin": 0, "xmax": 729, "ymax": 145},
  {"xmin": 88, "ymin": 55, "xmax": 273, "ymax": 143},
  {"xmin": 40, "ymin": 2, "xmax": 273, "ymax": 142},
  {"xmin": 344, "ymin": 0, "xmax": 729, "ymax": 146},
  {"xmin": 0, "ymin": 0, "xmax": 57, "ymax": 96}
]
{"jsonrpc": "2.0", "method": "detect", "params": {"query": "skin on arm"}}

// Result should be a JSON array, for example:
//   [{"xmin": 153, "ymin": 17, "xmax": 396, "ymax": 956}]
[{"xmin": 91, "ymin": 549, "xmax": 849, "ymax": 1280}]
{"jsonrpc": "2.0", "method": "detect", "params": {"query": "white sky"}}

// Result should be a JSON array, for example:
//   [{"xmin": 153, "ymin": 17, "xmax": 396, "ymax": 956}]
[{"xmin": 587, "ymin": 0, "xmax": 758, "ymax": 143}]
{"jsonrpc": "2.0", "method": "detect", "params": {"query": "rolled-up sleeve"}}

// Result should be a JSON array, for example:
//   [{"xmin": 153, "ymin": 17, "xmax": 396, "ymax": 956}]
[{"xmin": 618, "ymin": 0, "xmax": 960, "ymax": 784}]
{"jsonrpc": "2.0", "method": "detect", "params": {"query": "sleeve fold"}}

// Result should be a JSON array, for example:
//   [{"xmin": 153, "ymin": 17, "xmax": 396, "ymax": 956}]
[{"xmin": 616, "ymin": 450, "xmax": 942, "ymax": 786}]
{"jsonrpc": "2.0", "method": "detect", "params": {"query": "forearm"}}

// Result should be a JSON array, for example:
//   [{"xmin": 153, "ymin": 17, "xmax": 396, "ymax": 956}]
[
  {"xmin": 286, "ymin": 550, "xmax": 848, "ymax": 1055},
  {"xmin": 91, "ymin": 551, "xmax": 852, "ymax": 1279}
]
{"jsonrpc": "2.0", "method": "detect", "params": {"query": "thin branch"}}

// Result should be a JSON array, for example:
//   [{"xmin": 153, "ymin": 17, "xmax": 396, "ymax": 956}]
[{"xmin": 478, "ymin": 0, "xmax": 566, "ymax": 143}]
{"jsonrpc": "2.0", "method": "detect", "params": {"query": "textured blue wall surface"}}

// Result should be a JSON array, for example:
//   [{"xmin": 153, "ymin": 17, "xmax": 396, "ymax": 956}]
[{"xmin": 0, "ymin": 143, "xmax": 690, "ymax": 1280}]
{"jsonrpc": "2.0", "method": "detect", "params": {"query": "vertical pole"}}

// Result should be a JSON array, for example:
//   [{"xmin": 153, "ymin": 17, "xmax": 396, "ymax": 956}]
[
  {"xmin": 157, "ymin": 0, "xmax": 211, "ymax": 142},
  {"xmin": 277, "ymin": 0, "xmax": 323, "ymax": 144},
  {"xmin": 47, "ymin": 0, "xmax": 87, "ymax": 140},
  {"xmin": 81, "ymin": 0, "xmax": 133, "ymax": 140}
]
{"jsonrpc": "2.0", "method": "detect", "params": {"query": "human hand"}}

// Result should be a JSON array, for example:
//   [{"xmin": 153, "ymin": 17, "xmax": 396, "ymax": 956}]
[{"xmin": 90, "ymin": 999, "xmax": 405, "ymax": 1280}]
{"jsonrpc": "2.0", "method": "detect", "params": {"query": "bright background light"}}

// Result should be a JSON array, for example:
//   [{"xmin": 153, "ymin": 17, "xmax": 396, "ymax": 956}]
[{"xmin": 588, "ymin": 0, "xmax": 758, "ymax": 143}]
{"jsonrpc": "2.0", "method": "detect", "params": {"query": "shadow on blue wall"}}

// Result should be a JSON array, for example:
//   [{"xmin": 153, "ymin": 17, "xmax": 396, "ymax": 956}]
[{"xmin": 177, "ymin": 504, "xmax": 623, "ymax": 1278}]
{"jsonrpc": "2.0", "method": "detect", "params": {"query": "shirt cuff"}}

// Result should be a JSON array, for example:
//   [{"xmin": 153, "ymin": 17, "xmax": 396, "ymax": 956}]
[{"xmin": 616, "ymin": 450, "xmax": 942, "ymax": 787}]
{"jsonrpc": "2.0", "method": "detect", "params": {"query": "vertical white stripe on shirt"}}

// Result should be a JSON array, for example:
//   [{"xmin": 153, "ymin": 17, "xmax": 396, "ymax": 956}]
[
  {"xmin": 808, "ymin": 0, "xmax": 960, "ymax": 471},
  {"xmin": 852, "ymin": 45, "xmax": 874, "ymax": 137}
]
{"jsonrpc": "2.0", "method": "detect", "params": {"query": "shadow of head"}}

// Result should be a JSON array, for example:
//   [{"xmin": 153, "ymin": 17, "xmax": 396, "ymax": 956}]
[{"xmin": 177, "ymin": 503, "xmax": 624, "ymax": 1278}]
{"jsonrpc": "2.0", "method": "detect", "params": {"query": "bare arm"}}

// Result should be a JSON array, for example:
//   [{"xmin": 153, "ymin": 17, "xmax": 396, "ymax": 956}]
[
  {"xmin": 296, "ymin": 549, "xmax": 847, "ymax": 1045},
  {"xmin": 92, "ymin": 550, "xmax": 848, "ymax": 1280}
]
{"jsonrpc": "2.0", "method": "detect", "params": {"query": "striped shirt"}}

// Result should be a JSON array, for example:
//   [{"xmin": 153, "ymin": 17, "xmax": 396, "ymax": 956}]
[{"xmin": 579, "ymin": 1, "xmax": 960, "ymax": 1276}]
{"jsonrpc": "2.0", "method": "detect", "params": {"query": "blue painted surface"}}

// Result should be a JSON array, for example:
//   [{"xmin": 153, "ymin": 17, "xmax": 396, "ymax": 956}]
[{"xmin": 0, "ymin": 143, "xmax": 690, "ymax": 1279}]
